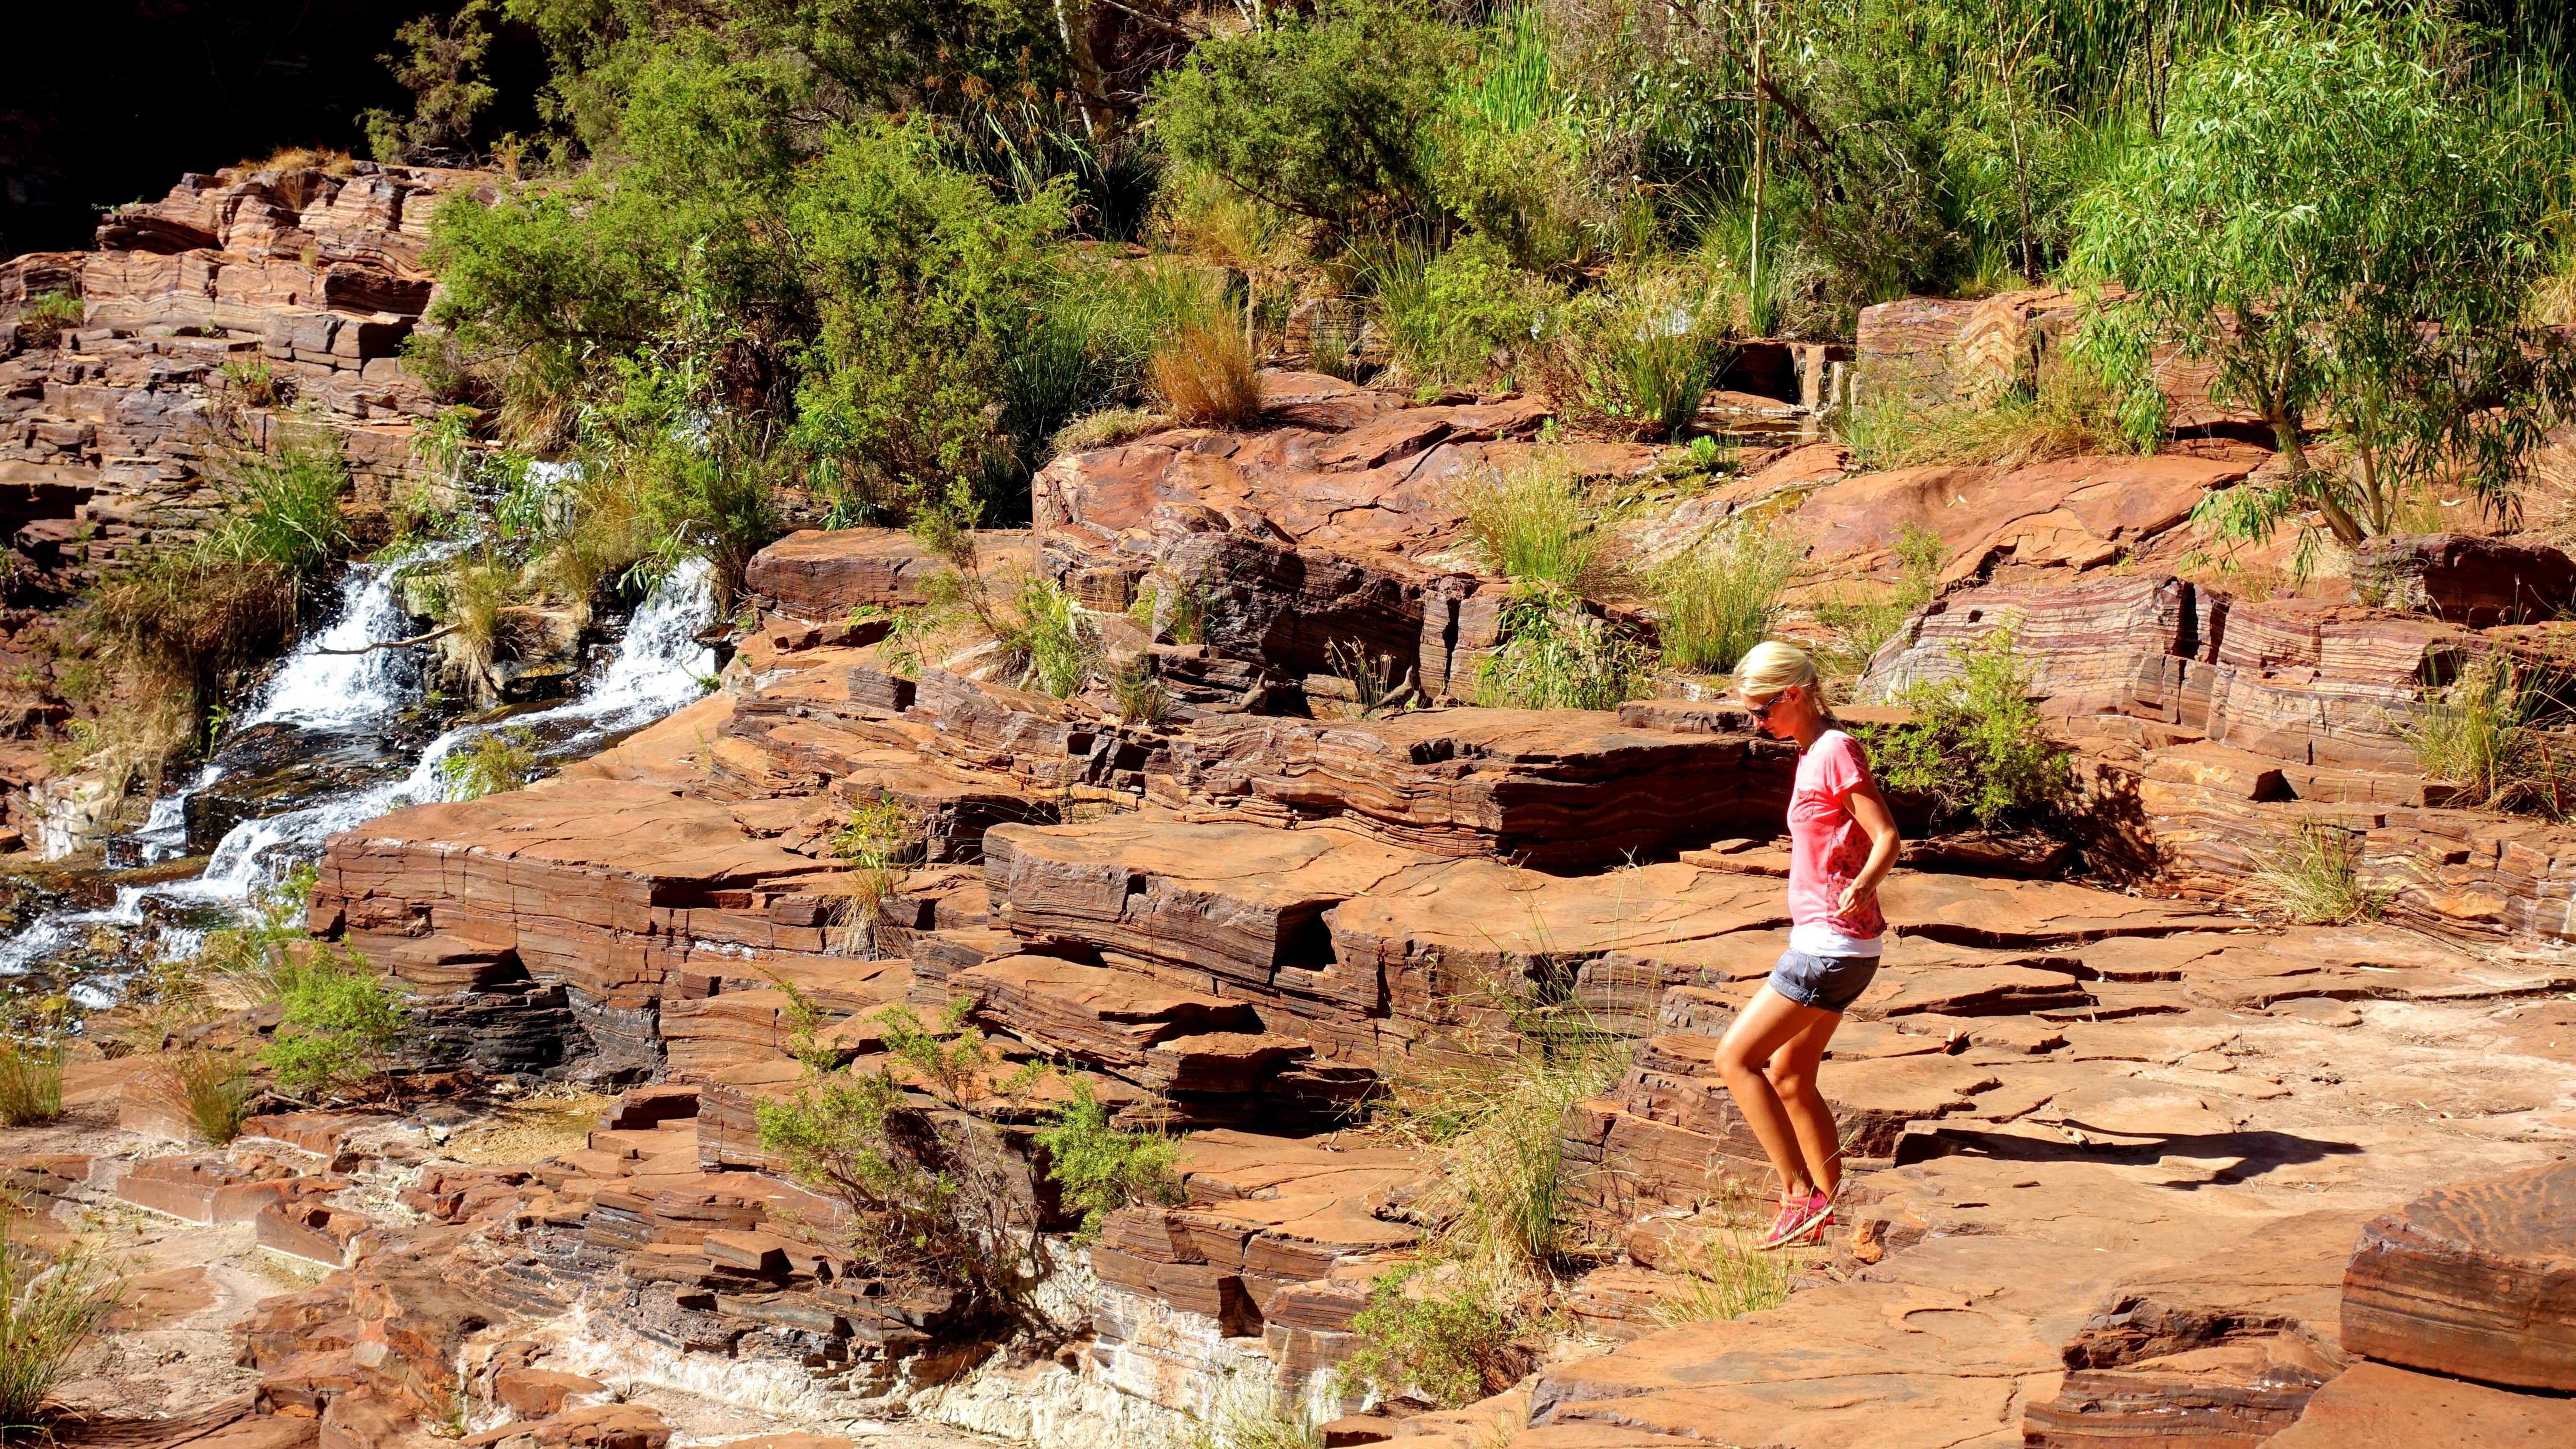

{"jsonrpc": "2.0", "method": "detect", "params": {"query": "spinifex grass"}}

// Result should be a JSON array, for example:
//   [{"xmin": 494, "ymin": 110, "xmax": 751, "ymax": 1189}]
[
  {"xmin": 0, "ymin": 1044, "xmax": 59, "ymax": 1130},
  {"xmin": 2247, "ymin": 823, "xmax": 2395, "ymax": 926},
  {"xmin": 1653, "ymin": 515, "xmax": 1803, "ymax": 674},
  {"xmin": 0, "ymin": 1206, "xmax": 121, "ymax": 1427}
]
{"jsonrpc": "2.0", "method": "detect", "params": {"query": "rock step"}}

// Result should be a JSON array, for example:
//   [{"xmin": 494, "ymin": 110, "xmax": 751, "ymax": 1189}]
[
  {"xmin": 2340, "ymin": 1159, "xmax": 2576, "ymax": 1392},
  {"xmin": 1152, "ymin": 707, "xmax": 1796, "ymax": 868}
]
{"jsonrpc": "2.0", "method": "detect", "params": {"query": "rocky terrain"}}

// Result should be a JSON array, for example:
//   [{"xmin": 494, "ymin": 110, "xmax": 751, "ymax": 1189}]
[{"xmin": 0, "ymin": 323, "xmax": 2564, "ymax": 1449}]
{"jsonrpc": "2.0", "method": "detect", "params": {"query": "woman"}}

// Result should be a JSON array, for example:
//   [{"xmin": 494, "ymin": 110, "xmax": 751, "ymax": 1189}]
[{"xmin": 1715, "ymin": 640, "xmax": 1902, "ymax": 1250}]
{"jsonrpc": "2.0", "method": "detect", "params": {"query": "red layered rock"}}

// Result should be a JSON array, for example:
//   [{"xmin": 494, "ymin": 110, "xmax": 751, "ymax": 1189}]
[
  {"xmin": 1153, "ymin": 707, "xmax": 1796, "ymax": 867},
  {"xmin": 2341, "ymin": 1160, "xmax": 2576, "ymax": 1391},
  {"xmin": 2351, "ymin": 532, "xmax": 2576, "ymax": 626},
  {"xmin": 2262, "ymin": 1361, "xmax": 2576, "ymax": 1447},
  {"xmin": 744, "ymin": 529, "xmax": 1033, "ymax": 622}
]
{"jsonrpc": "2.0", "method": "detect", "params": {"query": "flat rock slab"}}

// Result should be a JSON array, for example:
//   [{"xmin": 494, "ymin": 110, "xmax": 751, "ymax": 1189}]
[
  {"xmin": 1884, "ymin": 874, "xmax": 2242, "ymax": 946},
  {"xmin": 2024, "ymin": 1337, "xmax": 2338, "ymax": 1447},
  {"xmin": 2341, "ymin": 1159, "xmax": 2576, "ymax": 1390},
  {"xmin": 2264, "ymin": 1360, "xmax": 2576, "ymax": 1447},
  {"xmin": 2060, "ymin": 1209, "xmax": 2368, "ymax": 1369},
  {"xmin": 744, "ymin": 528, "xmax": 1029, "ymax": 621}
]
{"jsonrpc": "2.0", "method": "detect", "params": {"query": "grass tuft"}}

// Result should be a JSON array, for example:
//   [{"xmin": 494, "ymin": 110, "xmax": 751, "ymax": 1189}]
[
  {"xmin": 175, "ymin": 1050, "xmax": 257, "ymax": 1147},
  {"xmin": 1815, "ymin": 523, "xmax": 1946, "ymax": 678},
  {"xmin": 2403, "ymin": 656, "xmax": 2574, "ymax": 817},
  {"xmin": 0, "ymin": 1206, "xmax": 122, "ymax": 1426},
  {"xmin": 2247, "ymin": 822, "xmax": 2394, "ymax": 925},
  {"xmin": 0, "ymin": 1044, "xmax": 61, "ymax": 1129},
  {"xmin": 1653, "ymin": 516, "xmax": 1803, "ymax": 674},
  {"xmin": 1455, "ymin": 452, "xmax": 1604, "ymax": 591},
  {"xmin": 1151, "ymin": 321, "xmax": 1262, "ymax": 427}
]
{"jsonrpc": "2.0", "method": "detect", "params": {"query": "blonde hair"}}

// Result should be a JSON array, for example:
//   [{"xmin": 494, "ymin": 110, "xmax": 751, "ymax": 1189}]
[{"xmin": 1734, "ymin": 640, "xmax": 1817, "ymax": 698}]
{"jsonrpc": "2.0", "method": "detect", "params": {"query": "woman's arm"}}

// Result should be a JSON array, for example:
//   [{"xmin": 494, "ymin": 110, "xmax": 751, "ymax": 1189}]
[{"xmin": 1835, "ymin": 775, "xmax": 1903, "ymax": 918}]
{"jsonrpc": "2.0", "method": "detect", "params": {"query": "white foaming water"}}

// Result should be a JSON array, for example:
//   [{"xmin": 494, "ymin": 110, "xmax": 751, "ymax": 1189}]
[
  {"xmin": 236, "ymin": 557, "xmax": 435, "ymax": 730},
  {"xmin": 0, "ymin": 556, "xmax": 718, "ymax": 990},
  {"xmin": 185, "ymin": 556, "xmax": 718, "ymax": 901}
]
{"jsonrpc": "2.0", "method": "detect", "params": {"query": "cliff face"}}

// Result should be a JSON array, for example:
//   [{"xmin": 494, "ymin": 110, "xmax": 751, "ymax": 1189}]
[{"xmin": 0, "ymin": 160, "xmax": 487, "ymax": 849}]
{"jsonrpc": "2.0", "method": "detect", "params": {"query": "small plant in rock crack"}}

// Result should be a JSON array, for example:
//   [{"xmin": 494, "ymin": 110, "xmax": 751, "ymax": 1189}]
[
  {"xmin": 2247, "ymin": 822, "xmax": 2396, "ymax": 926},
  {"xmin": 756, "ymin": 995, "xmax": 1051, "ymax": 1323},
  {"xmin": 259, "ymin": 946, "xmax": 412, "ymax": 1102},
  {"xmin": 1034, "ymin": 1077, "xmax": 1185, "ymax": 1241},
  {"xmin": 829, "ymin": 793, "xmax": 922, "ymax": 946},
  {"xmin": 1324, "ymin": 639, "xmax": 1414, "ymax": 719},
  {"xmin": 2402, "ymin": 655, "xmax": 2576, "ymax": 818}
]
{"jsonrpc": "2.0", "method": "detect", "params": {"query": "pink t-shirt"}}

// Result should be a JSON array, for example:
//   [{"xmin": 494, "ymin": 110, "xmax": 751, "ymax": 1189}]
[{"xmin": 1787, "ymin": 729, "xmax": 1885, "ymax": 953}]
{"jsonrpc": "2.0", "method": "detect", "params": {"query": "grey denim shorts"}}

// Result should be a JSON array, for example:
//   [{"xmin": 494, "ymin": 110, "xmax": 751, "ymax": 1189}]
[{"xmin": 1768, "ymin": 948, "xmax": 1881, "ymax": 1014}]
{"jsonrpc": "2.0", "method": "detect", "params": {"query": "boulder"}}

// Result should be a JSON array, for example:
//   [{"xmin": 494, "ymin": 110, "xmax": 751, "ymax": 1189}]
[
  {"xmin": 2351, "ymin": 533, "xmax": 2576, "ymax": 626},
  {"xmin": 2341, "ymin": 1160, "xmax": 2576, "ymax": 1391}
]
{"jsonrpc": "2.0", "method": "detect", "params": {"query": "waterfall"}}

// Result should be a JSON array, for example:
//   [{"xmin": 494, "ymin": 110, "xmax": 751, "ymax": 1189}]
[{"xmin": 0, "ymin": 554, "xmax": 719, "ymax": 1002}]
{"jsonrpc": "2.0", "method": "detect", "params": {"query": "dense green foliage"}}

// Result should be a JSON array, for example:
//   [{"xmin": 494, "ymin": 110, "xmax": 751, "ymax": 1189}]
[
  {"xmin": 1860, "ymin": 625, "xmax": 2071, "ymax": 830},
  {"xmin": 372, "ymin": 0, "xmax": 2575, "ymax": 563},
  {"xmin": 2070, "ymin": 8, "xmax": 2571, "ymax": 555},
  {"xmin": 261, "ymin": 949, "xmax": 413, "ymax": 1100},
  {"xmin": 1336, "ymin": 1262, "xmax": 1521, "ymax": 1408},
  {"xmin": 1032, "ymin": 1079, "xmax": 1185, "ymax": 1240}
]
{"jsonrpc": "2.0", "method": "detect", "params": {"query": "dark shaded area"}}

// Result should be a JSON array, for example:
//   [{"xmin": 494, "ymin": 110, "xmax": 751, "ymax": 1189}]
[{"xmin": 0, "ymin": 2, "xmax": 545, "ymax": 255}]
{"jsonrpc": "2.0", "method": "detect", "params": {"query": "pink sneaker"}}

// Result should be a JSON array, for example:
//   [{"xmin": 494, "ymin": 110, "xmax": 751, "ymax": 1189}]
[{"xmin": 1756, "ymin": 1191, "xmax": 1834, "ymax": 1250}]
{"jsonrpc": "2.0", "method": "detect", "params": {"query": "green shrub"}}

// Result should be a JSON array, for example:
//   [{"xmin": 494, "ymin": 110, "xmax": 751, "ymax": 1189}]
[
  {"xmin": 1336, "ymin": 1262, "xmax": 1521, "ymax": 1409},
  {"xmin": 0, "ymin": 1044, "xmax": 61, "ymax": 1128},
  {"xmin": 1033, "ymin": 1078, "xmax": 1184, "ymax": 1241},
  {"xmin": 1474, "ymin": 584, "xmax": 1651, "ymax": 712},
  {"xmin": 756, "ymin": 998, "xmax": 1046, "ymax": 1322},
  {"xmin": 260, "ymin": 949, "xmax": 411, "ymax": 1101},
  {"xmin": 1455, "ymin": 453, "xmax": 1602, "ymax": 591},
  {"xmin": 1368, "ymin": 232, "xmax": 1560, "ymax": 389},
  {"xmin": 1150, "ymin": 1, "xmax": 1462, "ymax": 237},
  {"xmin": 199, "ymin": 864, "xmax": 321, "ymax": 1002},
  {"xmin": 439, "ymin": 726, "xmax": 539, "ymax": 801},
  {"xmin": 1653, "ymin": 517, "xmax": 1803, "ymax": 674},
  {"xmin": 2070, "ymin": 7, "xmax": 2565, "ymax": 551},
  {"xmin": 993, "ymin": 575, "xmax": 1093, "ymax": 699},
  {"xmin": 0, "ymin": 1207, "xmax": 122, "ymax": 1427},
  {"xmin": 1858, "ymin": 625, "xmax": 2070, "ymax": 831}
]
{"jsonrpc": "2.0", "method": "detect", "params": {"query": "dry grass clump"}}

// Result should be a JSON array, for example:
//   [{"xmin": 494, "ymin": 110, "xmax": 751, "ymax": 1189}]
[
  {"xmin": 1151, "ymin": 321, "xmax": 1262, "ymax": 427},
  {"xmin": 1051, "ymin": 406, "xmax": 1171, "ymax": 456},
  {"xmin": 0, "ymin": 1045, "xmax": 62, "ymax": 1129},
  {"xmin": 1454, "ymin": 451, "xmax": 1606, "ymax": 592},
  {"xmin": 2403, "ymin": 655, "xmax": 2575, "ymax": 817},
  {"xmin": 1839, "ymin": 360, "xmax": 2144, "ymax": 472}
]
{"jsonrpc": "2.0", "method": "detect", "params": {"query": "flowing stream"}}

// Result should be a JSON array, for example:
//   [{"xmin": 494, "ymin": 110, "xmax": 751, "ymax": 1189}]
[{"xmin": 0, "ymin": 555, "xmax": 719, "ymax": 1005}]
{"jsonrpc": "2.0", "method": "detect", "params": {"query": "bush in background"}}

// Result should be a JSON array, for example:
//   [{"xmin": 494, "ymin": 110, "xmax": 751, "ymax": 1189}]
[{"xmin": 1859, "ymin": 624, "xmax": 2069, "ymax": 830}]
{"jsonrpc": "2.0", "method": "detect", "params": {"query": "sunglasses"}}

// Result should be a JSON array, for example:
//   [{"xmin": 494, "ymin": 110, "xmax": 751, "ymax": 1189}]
[{"xmin": 1743, "ymin": 689, "xmax": 1791, "ymax": 722}]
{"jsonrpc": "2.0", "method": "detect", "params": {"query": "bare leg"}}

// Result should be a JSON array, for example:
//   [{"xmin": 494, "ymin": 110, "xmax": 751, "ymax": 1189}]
[
  {"xmin": 1763, "ymin": 1011, "xmax": 1847, "ymax": 1197},
  {"xmin": 1714, "ymin": 985, "xmax": 1843, "ymax": 1200}
]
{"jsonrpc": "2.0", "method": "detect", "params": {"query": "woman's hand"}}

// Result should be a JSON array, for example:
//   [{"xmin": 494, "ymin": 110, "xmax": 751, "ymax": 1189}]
[{"xmin": 1835, "ymin": 877, "xmax": 1877, "ymax": 919}]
